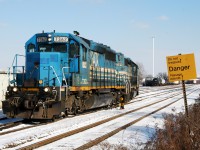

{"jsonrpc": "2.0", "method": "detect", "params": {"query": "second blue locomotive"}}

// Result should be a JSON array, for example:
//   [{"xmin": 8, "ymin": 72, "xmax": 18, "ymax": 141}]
[{"xmin": 2, "ymin": 31, "xmax": 139, "ymax": 119}]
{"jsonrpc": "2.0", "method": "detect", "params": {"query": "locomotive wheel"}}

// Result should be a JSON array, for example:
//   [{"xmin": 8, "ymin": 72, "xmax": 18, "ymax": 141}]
[
  {"xmin": 133, "ymin": 90, "xmax": 138, "ymax": 97},
  {"xmin": 66, "ymin": 95, "xmax": 78, "ymax": 115},
  {"xmin": 60, "ymin": 112, "xmax": 66, "ymax": 118},
  {"xmin": 65, "ymin": 109, "xmax": 68, "ymax": 117},
  {"xmin": 109, "ymin": 99, "xmax": 115, "ymax": 109},
  {"xmin": 72, "ymin": 102, "xmax": 77, "ymax": 115},
  {"xmin": 52, "ymin": 115, "xmax": 57, "ymax": 122}
]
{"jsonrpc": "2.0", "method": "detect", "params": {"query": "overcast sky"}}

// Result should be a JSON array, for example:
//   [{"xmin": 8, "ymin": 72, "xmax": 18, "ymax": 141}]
[{"xmin": 0, "ymin": 0, "xmax": 200, "ymax": 76}]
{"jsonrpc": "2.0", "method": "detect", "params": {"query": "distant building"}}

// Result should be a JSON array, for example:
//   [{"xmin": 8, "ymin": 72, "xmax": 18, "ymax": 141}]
[{"xmin": 0, "ymin": 71, "xmax": 9, "ymax": 108}]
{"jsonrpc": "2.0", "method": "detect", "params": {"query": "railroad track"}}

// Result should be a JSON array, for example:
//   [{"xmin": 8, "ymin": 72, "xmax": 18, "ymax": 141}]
[
  {"xmin": 139, "ymin": 84, "xmax": 182, "ymax": 93},
  {"xmin": 0, "ymin": 117, "xmax": 7, "ymax": 121},
  {"xmin": 0, "ymin": 117, "xmax": 24, "ymax": 130},
  {"xmin": 130, "ymin": 84, "xmax": 195, "ymax": 104},
  {"xmin": 0, "ymin": 121, "xmax": 46, "ymax": 136},
  {"xmin": 0, "ymin": 121, "xmax": 22, "ymax": 131},
  {"xmin": 139, "ymin": 84, "xmax": 193, "ymax": 94},
  {"xmin": 0, "ymin": 91, "xmax": 181, "ymax": 136},
  {"xmin": 76, "ymin": 99, "xmax": 183, "ymax": 150},
  {"xmin": 16, "ymin": 86, "xmax": 199, "ymax": 150},
  {"xmin": 0, "ymin": 85, "xmax": 185, "ymax": 135}
]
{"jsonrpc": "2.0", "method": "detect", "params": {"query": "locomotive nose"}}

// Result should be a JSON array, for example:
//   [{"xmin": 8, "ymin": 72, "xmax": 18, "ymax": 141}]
[{"xmin": 21, "ymin": 93, "xmax": 37, "ymax": 109}]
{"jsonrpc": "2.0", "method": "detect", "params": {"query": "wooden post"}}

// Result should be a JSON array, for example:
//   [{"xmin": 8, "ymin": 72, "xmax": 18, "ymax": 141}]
[{"xmin": 182, "ymin": 78, "xmax": 189, "ymax": 117}]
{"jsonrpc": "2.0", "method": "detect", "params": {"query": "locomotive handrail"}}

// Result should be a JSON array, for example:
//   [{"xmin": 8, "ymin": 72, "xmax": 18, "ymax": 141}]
[
  {"xmin": 40, "ymin": 65, "xmax": 63, "ymax": 100},
  {"xmin": 8, "ymin": 54, "xmax": 25, "ymax": 86},
  {"xmin": 8, "ymin": 67, "xmax": 11, "ymax": 85},
  {"xmin": 11, "ymin": 54, "xmax": 25, "ymax": 67},
  {"xmin": 49, "ymin": 66, "xmax": 61, "ymax": 86},
  {"xmin": 46, "ymin": 66, "xmax": 70, "ymax": 101},
  {"xmin": 12, "ymin": 54, "xmax": 25, "ymax": 81},
  {"xmin": 49, "ymin": 66, "xmax": 61, "ymax": 100},
  {"xmin": 61, "ymin": 67, "xmax": 69, "ymax": 87}
]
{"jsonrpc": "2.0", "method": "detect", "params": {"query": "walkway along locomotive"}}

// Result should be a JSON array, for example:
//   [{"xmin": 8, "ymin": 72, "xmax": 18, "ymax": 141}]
[{"xmin": 2, "ymin": 31, "xmax": 139, "ymax": 119}]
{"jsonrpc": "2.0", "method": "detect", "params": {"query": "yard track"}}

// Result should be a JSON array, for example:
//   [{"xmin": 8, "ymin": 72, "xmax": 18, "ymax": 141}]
[{"xmin": 0, "ymin": 121, "xmax": 22, "ymax": 131}]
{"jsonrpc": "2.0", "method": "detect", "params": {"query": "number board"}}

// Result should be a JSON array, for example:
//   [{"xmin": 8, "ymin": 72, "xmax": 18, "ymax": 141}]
[
  {"xmin": 166, "ymin": 53, "xmax": 197, "ymax": 82},
  {"xmin": 54, "ymin": 36, "xmax": 68, "ymax": 43},
  {"xmin": 37, "ymin": 37, "xmax": 47, "ymax": 42}
]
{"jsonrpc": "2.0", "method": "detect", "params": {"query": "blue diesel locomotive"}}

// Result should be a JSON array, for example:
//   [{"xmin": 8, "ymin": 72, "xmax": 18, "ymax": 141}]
[{"xmin": 2, "ymin": 31, "xmax": 139, "ymax": 119}]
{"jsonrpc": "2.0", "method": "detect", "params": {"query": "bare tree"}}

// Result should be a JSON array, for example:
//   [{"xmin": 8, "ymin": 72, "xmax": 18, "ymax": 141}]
[
  {"xmin": 136, "ymin": 62, "xmax": 147, "ymax": 83},
  {"xmin": 157, "ymin": 72, "xmax": 168, "ymax": 82}
]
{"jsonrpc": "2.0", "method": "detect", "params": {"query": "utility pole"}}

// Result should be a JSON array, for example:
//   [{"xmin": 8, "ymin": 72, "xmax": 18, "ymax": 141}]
[{"xmin": 152, "ymin": 36, "xmax": 155, "ymax": 77}]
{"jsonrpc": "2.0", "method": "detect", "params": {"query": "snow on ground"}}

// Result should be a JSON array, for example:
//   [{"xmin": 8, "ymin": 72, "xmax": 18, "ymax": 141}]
[
  {"xmin": 100, "ymin": 85, "xmax": 200, "ymax": 149},
  {"xmin": 0, "ymin": 85, "xmax": 199, "ymax": 150}
]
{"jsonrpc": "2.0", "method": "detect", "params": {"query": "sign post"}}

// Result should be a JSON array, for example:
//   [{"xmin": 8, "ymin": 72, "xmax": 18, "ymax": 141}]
[
  {"xmin": 181, "ymin": 77, "xmax": 188, "ymax": 117},
  {"xmin": 166, "ymin": 53, "xmax": 197, "ymax": 117}
]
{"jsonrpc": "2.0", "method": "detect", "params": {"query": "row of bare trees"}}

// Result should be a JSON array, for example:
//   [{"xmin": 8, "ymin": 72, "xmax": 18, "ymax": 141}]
[{"xmin": 137, "ymin": 62, "xmax": 168, "ymax": 84}]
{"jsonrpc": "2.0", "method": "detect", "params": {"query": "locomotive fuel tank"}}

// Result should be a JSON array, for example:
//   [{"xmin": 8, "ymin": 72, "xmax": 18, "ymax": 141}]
[{"xmin": 84, "ymin": 93, "xmax": 113, "ymax": 109}]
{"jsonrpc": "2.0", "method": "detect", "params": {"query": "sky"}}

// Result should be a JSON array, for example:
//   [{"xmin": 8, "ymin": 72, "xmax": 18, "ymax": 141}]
[{"xmin": 0, "ymin": 0, "xmax": 200, "ymax": 76}]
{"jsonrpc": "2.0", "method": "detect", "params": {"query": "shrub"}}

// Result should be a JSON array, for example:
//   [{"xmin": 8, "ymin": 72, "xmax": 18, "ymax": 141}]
[{"xmin": 144, "ymin": 103, "xmax": 200, "ymax": 150}]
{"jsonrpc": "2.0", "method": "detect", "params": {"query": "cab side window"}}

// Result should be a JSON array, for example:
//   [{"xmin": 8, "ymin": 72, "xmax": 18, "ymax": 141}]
[
  {"xmin": 69, "ymin": 40, "xmax": 79, "ymax": 58},
  {"xmin": 27, "ymin": 44, "xmax": 35, "ymax": 52},
  {"xmin": 82, "ymin": 45, "xmax": 87, "ymax": 61}
]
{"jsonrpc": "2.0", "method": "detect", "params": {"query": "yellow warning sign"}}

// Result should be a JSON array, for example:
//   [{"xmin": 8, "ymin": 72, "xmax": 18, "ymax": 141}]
[{"xmin": 166, "ymin": 53, "xmax": 197, "ymax": 82}]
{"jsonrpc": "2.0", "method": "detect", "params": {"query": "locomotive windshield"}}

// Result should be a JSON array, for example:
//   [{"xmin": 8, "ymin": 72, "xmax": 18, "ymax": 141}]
[
  {"xmin": 38, "ymin": 44, "xmax": 67, "ymax": 52},
  {"xmin": 27, "ymin": 44, "xmax": 36, "ymax": 52},
  {"xmin": 39, "ymin": 44, "xmax": 52, "ymax": 52},
  {"xmin": 54, "ymin": 44, "xmax": 67, "ymax": 52}
]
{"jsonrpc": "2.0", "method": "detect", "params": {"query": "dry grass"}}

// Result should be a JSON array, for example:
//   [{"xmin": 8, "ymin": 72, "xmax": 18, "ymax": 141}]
[{"xmin": 98, "ymin": 142, "xmax": 129, "ymax": 150}]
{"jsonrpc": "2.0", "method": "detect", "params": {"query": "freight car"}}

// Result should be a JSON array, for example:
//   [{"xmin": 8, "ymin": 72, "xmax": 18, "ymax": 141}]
[{"xmin": 2, "ymin": 31, "xmax": 139, "ymax": 119}]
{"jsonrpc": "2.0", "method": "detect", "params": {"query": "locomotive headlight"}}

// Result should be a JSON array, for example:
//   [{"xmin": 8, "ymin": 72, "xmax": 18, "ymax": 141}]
[
  {"xmin": 48, "ymin": 38, "xmax": 52, "ymax": 42},
  {"xmin": 44, "ymin": 87, "xmax": 50, "ymax": 92},
  {"xmin": 13, "ymin": 87, "xmax": 18, "ymax": 92},
  {"xmin": 39, "ymin": 80, "xmax": 43, "ymax": 84},
  {"xmin": 48, "ymin": 34, "xmax": 52, "ymax": 37}
]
